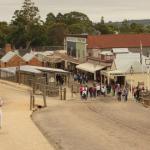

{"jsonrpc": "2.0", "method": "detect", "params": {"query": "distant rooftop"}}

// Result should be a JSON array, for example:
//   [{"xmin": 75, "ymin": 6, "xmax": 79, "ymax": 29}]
[
  {"xmin": 87, "ymin": 34, "xmax": 150, "ymax": 49},
  {"xmin": 0, "ymin": 51, "xmax": 21, "ymax": 62}
]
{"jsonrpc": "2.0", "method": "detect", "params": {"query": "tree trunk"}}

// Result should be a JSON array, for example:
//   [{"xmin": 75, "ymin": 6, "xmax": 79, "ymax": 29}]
[{"xmin": 26, "ymin": 41, "xmax": 31, "ymax": 50}]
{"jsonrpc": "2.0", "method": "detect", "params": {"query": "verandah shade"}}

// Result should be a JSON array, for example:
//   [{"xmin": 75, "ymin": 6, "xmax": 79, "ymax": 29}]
[{"xmin": 76, "ymin": 63, "xmax": 105, "ymax": 73}]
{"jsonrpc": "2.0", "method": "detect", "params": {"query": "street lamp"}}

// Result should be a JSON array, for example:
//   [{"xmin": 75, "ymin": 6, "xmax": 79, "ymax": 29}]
[
  {"xmin": 130, "ymin": 65, "xmax": 134, "ymax": 98},
  {"xmin": 145, "ymin": 58, "xmax": 150, "ymax": 90}
]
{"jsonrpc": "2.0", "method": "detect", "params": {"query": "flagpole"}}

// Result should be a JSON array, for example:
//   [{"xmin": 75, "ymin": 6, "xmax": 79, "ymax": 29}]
[{"xmin": 140, "ymin": 40, "xmax": 143, "ymax": 73}]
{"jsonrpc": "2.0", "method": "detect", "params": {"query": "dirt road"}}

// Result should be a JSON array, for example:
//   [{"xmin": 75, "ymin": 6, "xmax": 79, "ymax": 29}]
[
  {"xmin": 33, "ymin": 99, "xmax": 150, "ymax": 150},
  {"xmin": 0, "ymin": 81, "xmax": 54, "ymax": 150}
]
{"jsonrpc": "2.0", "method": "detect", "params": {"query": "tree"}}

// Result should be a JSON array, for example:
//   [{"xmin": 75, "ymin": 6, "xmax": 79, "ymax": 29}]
[
  {"xmin": 63, "ymin": 11, "xmax": 92, "ymax": 25},
  {"xmin": 46, "ymin": 23, "xmax": 68, "ymax": 46},
  {"xmin": 0, "ymin": 22, "xmax": 10, "ymax": 47},
  {"xmin": 56, "ymin": 13, "xmax": 64, "ymax": 23},
  {"xmin": 119, "ymin": 19, "xmax": 131, "ymax": 33},
  {"xmin": 11, "ymin": 0, "xmax": 41, "ymax": 49},
  {"xmin": 130, "ymin": 23, "xmax": 144, "ymax": 33},
  {"xmin": 45, "ymin": 13, "xmax": 56, "ymax": 25},
  {"xmin": 95, "ymin": 23, "xmax": 112, "ymax": 34},
  {"xmin": 100, "ymin": 16, "xmax": 105, "ymax": 24}
]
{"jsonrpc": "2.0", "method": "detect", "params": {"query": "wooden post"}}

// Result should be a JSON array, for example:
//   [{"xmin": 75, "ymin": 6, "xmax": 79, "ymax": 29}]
[
  {"xmin": 33, "ymin": 95, "xmax": 35, "ymax": 108},
  {"xmin": 30, "ymin": 91, "xmax": 33, "ymax": 110},
  {"xmin": 64, "ymin": 88, "xmax": 66, "ymax": 100},
  {"xmin": 71, "ymin": 84, "xmax": 73, "ymax": 98},
  {"xmin": 60, "ymin": 86, "xmax": 62, "ymax": 100},
  {"xmin": 43, "ymin": 88, "xmax": 47, "ymax": 107}
]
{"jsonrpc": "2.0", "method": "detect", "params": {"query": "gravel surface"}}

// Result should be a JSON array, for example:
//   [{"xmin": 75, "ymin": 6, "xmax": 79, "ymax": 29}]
[{"xmin": 32, "ymin": 99, "xmax": 150, "ymax": 150}]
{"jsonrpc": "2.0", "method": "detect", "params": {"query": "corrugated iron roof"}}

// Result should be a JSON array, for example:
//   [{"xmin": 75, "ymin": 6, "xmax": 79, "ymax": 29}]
[
  {"xmin": 1, "ymin": 51, "xmax": 18, "ymax": 62},
  {"xmin": 23, "ymin": 53, "xmax": 35, "ymax": 62},
  {"xmin": 87, "ymin": 34, "xmax": 150, "ymax": 49}
]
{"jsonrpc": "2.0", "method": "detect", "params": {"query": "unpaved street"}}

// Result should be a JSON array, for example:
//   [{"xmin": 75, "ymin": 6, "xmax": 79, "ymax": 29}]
[
  {"xmin": 0, "ymin": 81, "xmax": 54, "ymax": 150},
  {"xmin": 33, "ymin": 99, "xmax": 150, "ymax": 150}
]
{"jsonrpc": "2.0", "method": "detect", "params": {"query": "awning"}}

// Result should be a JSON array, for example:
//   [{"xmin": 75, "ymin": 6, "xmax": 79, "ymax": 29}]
[
  {"xmin": 76, "ymin": 63, "xmax": 105, "ymax": 73},
  {"xmin": 101, "ymin": 70, "xmax": 125, "ymax": 76}
]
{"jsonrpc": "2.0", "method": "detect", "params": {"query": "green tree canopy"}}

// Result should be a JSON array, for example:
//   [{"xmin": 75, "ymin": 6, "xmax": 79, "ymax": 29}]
[
  {"xmin": 11, "ymin": 0, "xmax": 41, "ymax": 49},
  {"xmin": 0, "ymin": 22, "xmax": 10, "ymax": 47},
  {"xmin": 45, "ymin": 13, "xmax": 56, "ymax": 25},
  {"xmin": 63, "ymin": 11, "xmax": 92, "ymax": 25}
]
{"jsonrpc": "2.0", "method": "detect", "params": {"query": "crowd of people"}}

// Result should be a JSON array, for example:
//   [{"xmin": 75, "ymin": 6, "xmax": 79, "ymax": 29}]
[
  {"xmin": 73, "ymin": 73, "xmax": 89, "ymax": 84},
  {"xmin": 112, "ymin": 83, "xmax": 129, "ymax": 102},
  {"xmin": 79, "ymin": 82, "xmax": 129, "ymax": 101},
  {"xmin": 79, "ymin": 83, "xmax": 111, "ymax": 100},
  {"xmin": 73, "ymin": 73, "xmax": 148, "ymax": 102}
]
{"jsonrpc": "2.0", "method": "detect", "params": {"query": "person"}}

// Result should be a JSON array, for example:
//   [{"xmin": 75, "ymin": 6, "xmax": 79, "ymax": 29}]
[
  {"xmin": 122, "ymin": 87, "xmax": 128, "ymax": 102},
  {"xmin": 136, "ymin": 87, "xmax": 141, "ymax": 102},
  {"xmin": 0, "ymin": 97, "xmax": 3, "ymax": 129},
  {"xmin": 73, "ymin": 74, "xmax": 77, "ymax": 81},
  {"xmin": 107, "ymin": 84, "xmax": 111, "ymax": 94},
  {"xmin": 85, "ymin": 85, "xmax": 88, "ymax": 99},
  {"xmin": 89, "ymin": 87, "xmax": 93, "ymax": 98},
  {"xmin": 112, "ymin": 84, "xmax": 115, "ymax": 96},
  {"xmin": 82, "ymin": 86, "xmax": 87, "ymax": 100},
  {"xmin": 92, "ymin": 86, "xmax": 96, "ymax": 98},
  {"xmin": 79, "ymin": 75, "xmax": 83, "ymax": 84},
  {"xmin": 80, "ymin": 85, "xmax": 83, "ymax": 99},
  {"xmin": 117, "ymin": 88, "xmax": 122, "ymax": 101},
  {"xmin": 101, "ymin": 86, "xmax": 106, "ymax": 97},
  {"xmin": 96, "ymin": 83, "xmax": 100, "ymax": 96}
]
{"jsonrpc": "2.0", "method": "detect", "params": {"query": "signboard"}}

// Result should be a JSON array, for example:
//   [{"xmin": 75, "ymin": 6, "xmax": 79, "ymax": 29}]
[{"xmin": 66, "ymin": 37, "xmax": 86, "ymax": 43}]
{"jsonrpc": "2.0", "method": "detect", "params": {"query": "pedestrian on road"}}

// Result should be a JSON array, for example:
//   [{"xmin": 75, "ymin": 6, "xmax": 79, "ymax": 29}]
[
  {"xmin": 80, "ymin": 85, "xmax": 83, "ymax": 99},
  {"xmin": 101, "ymin": 86, "xmax": 106, "ymax": 97},
  {"xmin": 89, "ymin": 87, "xmax": 93, "ymax": 98},
  {"xmin": 82, "ymin": 86, "xmax": 87, "ymax": 100},
  {"xmin": 122, "ymin": 87, "xmax": 128, "ymax": 102},
  {"xmin": 0, "ymin": 97, "xmax": 3, "ymax": 129},
  {"xmin": 93, "ymin": 86, "xmax": 96, "ymax": 98},
  {"xmin": 96, "ymin": 83, "xmax": 100, "ymax": 96},
  {"xmin": 117, "ymin": 88, "xmax": 122, "ymax": 101}
]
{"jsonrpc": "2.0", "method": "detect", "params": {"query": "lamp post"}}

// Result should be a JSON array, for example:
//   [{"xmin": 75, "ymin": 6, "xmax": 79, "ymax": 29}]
[
  {"xmin": 145, "ymin": 58, "xmax": 150, "ymax": 90},
  {"xmin": 130, "ymin": 65, "xmax": 134, "ymax": 99}
]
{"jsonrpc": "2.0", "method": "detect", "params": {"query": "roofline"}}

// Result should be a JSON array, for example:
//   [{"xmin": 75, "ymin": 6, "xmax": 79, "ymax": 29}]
[
  {"xmin": 65, "ymin": 34, "xmax": 88, "ymax": 38},
  {"xmin": 87, "ymin": 46, "xmax": 150, "ymax": 49}
]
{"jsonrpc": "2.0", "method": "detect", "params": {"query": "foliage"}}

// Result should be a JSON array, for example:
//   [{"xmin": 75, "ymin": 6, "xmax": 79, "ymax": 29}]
[
  {"xmin": 1, "ymin": 1, "xmax": 150, "ymax": 49},
  {"xmin": 46, "ymin": 23, "xmax": 68, "ymax": 46},
  {"xmin": 0, "ymin": 22, "xmax": 10, "ymax": 48},
  {"xmin": 10, "ymin": 0, "xmax": 41, "ymax": 49}
]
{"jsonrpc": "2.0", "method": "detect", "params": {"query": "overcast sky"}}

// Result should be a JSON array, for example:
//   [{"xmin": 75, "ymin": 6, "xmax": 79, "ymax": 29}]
[{"xmin": 0, "ymin": 0, "xmax": 149, "ymax": 22}]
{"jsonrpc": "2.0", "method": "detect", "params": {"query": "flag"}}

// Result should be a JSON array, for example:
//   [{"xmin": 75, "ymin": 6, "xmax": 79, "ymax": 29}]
[{"xmin": 140, "ymin": 40, "xmax": 143, "ymax": 64}]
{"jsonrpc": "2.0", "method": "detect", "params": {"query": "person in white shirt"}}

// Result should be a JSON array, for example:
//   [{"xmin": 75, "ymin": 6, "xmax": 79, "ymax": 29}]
[
  {"xmin": 96, "ymin": 84, "xmax": 100, "ymax": 96},
  {"xmin": 101, "ymin": 86, "xmax": 106, "ymax": 96}
]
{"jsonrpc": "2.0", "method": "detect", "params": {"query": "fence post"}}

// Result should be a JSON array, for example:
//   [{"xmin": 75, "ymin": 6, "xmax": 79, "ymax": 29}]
[
  {"xmin": 60, "ymin": 86, "xmax": 63, "ymax": 100},
  {"xmin": 32, "ymin": 95, "xmax": 35, "ymax": 108},
  {"xmin": 71, "ymin": 84, "xmax": 73, "ymax": 98},
  {"xmin": 43, "ymin": 87, "xmax": 47, "ymax": 107},
  {"xmin": 64, "ymin": 88, "xmax": 66, "ymax": 100},
  {"xmin": 30, "ymin": 91, "xmax": 33, "ymax": 110}
]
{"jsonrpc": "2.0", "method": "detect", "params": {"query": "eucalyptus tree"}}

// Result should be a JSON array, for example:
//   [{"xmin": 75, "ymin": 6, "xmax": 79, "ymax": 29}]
[{"xmin": 11, "ymin": 0, "xmax": 42, "ymax": 49}]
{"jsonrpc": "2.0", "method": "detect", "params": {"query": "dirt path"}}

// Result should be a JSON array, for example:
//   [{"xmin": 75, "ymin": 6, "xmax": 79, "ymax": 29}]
[
  {"xmin": 0, "ymin": 81, "xmax": 54, "ymax": 150},
  {"xmin": 33, "ymin": 99, "xmax": 150, "ymax": 150}
]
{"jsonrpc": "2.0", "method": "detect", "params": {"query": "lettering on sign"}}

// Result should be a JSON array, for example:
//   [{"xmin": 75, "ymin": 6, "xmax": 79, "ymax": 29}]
[{"xmin": 66, "ymin": 37, "xmax": 86, "ymax": 43}]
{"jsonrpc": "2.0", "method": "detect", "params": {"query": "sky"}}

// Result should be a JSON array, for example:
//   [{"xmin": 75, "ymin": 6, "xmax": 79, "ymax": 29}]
[{"xmin": 0, "ymin": 0, "xmax": 150, "ymax": 23}]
